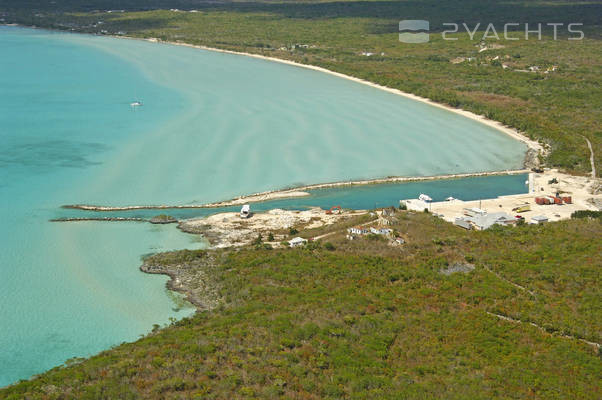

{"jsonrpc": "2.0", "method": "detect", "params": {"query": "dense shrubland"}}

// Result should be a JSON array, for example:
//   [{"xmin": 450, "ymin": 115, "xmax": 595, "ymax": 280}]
[{"xmin": 2, "ymin": 212, "xmax": 600, "ymax": 398}]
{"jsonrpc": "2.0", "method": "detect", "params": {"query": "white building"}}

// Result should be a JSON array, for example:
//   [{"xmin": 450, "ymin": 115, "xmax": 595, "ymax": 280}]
[
  {"xmin": 463, "ymin": 207, "xmax": 487, "ymax": 217},
  {"xmin": 530, "ymin": 215, "xmax": 548, "ymax": 225},
  {"xmin": 370, "ymin": 227, "xmax": 393, "ymax": 235},
  {"xmin": 456, "ymin": 212, "xmax": 515, "ymax": 230},
  {"xmin": 348, "ymin": 227, "xmax": 369, "ymax": 235},
  {"xmin": 454, "ymin": 218, "xmax": 472, "ymax": 230},
  {"xmin": 289, "ymin": 237, "xmax": 308, "ymax": 248}
]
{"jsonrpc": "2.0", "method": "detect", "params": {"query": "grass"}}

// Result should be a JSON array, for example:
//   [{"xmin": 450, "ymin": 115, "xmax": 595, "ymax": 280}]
[
  {"xmin": 1, "ymin": 0, "xmax": 601, "ymax": 174},
  {"xmin": 2, "ymin": 211, "xmax": 600, "ymax": 398}
]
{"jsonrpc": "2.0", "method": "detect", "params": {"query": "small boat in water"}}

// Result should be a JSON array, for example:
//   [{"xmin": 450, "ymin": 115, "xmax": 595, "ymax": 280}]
[
  {"xmin": 418, "ymin": 193, "xmax": 433, "ymax": 202},
  {"xmin": 130, "ymin": 101, "xmax": 143, "ymax": 107}
]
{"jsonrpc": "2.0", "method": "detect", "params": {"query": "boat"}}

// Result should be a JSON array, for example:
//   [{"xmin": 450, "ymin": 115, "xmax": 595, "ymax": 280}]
[
  {"xmin": 445, "ymin": 196, "xmax": 457, "ymax": 202},
  {"xmin": 418, "ymin": 193, "xmax": 432, "ymax": 202},
  {"xmin": 130, "ymin": 101, "xmax": 143, "ymax": 107},
  {"xmin": 240, "ymin": 204, "xmax": 250, "ymax": 219}
]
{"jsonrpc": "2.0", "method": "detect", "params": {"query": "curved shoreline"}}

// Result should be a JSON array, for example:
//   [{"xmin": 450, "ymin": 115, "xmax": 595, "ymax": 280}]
[
  {"xmin": 63, "ymin": 169, "xmax": 529, "ymax": 211},
  {"xmin": 7, "ymin": 24, "xmax": 544, "ymax": 211},
  {"xmin": 1, "ymin": 24, "xmax": 543, "ymax": 155},
  {"xmin": 146, "ymin": 37, "xmax": 543, "ymax": 154}
]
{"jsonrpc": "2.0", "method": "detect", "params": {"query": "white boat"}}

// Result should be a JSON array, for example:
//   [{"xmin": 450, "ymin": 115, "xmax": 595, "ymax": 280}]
[
  {"xmin": 130, "ymin": 101, "xmax": 143, "ymax": 107},
  {"xmin": 445, "ymin": 196, "xmax": 457, "ymax": 202},
  {"xmin": 240, "ymin": 204, "xmax": 250, "ymax": 219},
  {"xmin": 418, "ymin": 193, "xmax": 432, "ymax": 202}
]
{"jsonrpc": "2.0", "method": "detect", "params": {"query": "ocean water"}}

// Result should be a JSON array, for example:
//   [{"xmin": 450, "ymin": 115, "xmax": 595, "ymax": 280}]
[{"xmin": 0, "ymin": 26, "xmax": 526, "ymax": 386}]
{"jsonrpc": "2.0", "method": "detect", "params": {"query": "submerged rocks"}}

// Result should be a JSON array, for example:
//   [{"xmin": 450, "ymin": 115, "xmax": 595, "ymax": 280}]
[{"xmin": 149, "ymin": 214, "xmax": 178, "ymax": 224}]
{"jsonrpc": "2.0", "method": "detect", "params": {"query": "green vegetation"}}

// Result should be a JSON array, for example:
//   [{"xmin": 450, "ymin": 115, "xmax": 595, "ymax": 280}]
[
  {"xmin": 2, "ymin": 212, "xmax": 600, "ymax": 398},
  {"xmin": 571, "ymin": 209, "xmax": 602, "ymax": 219},
  {"xmin": 1, "ymin": 0, "xmax": 601, "ymax": 174},
  {"xmin": 0, "ymin": 1, "xmax": 600, "ymax": 397}
]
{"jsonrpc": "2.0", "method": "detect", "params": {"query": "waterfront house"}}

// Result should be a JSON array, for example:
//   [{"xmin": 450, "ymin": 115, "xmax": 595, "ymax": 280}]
[
  {"xmin": 463, "ymin": 207, "xmax": 487, "ymax": 217},
  {"xmin": 530, "ymin": 215, "xmax": 548, "ymax": 225}
]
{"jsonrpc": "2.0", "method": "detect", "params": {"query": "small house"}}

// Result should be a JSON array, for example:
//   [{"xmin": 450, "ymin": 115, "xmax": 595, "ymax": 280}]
[
  {"xmin": 348, "ymin": 227, "xmax": 369, "ymax": 235},
  {"xmin": 370, "ymin": 227, "xmax": 393, "ymax": 235},
  {"xmin": 289, "ymin": 237, "xmax": 308, "ymax": 248},
  {"xmin": 530, "ymin": 215, "xmax": 548, "ymax": 225},
  {"xmin": 463, "ymin": 207, "xmax": 487, "ymax": 217},
  {"xmin": 454, "ymin": 217, "xmax": 472, "ymax": 230}
]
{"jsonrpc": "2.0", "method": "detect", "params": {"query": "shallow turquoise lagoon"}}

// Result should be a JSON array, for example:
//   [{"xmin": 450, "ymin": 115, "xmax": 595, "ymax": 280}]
[
  {"xmin": 57, "ymin": 174, "xmax": 529, "ymax": 221},
  {"xmin": 0, "ymin": 26, "xmax": 526, "ymax": 386}
]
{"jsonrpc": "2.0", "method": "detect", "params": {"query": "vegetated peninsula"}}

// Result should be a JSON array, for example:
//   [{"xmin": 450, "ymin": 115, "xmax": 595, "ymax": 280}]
[
  {"xmin": 1, "ymin": 0, "xmax": 600, "ymax": 397},
  {"xmin": 2, "ymin": 209, "xmax": 600, "ymax": 398}
]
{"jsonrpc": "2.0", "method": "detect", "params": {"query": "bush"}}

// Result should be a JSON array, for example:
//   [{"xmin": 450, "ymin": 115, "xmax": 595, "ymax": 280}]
[
  {"xmin": 289, "ymin": 228, "xmax": 299, "ymax": 236},
  {"xmin": 571, "ymin": 210, "xmax": 602, "ymax": 219},
  {"xmin": 324, "ymin": 242, "xmax": 336, "ymax": 251}
]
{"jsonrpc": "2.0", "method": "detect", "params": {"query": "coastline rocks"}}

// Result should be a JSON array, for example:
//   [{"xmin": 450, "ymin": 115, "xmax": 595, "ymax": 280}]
[
  {"xmin": 524, "ymin": 147, "xmax": 542, "ymax": 170},
  {"xmin": 177, "ymin": 208, "xmax": 359, "ymax": 248},
  {"xmin": 140, "ymin": 251, "xmax": 223, "ymax": 311}
]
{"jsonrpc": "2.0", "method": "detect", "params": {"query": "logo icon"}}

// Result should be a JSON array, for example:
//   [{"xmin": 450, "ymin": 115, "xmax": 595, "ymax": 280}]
[{"xmin": 399, "ymin": 20, "xmax": 430, "ymax": 43}]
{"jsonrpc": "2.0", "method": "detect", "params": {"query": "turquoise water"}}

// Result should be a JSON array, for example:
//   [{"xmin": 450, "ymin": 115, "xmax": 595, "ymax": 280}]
[
  {"xmin": 56, "ymin": 174, "xmax": 529, "ymax": 221},
  {"xmin": 0, "ymin": 26, "xmax": 526, "ymax": 386}
]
